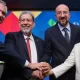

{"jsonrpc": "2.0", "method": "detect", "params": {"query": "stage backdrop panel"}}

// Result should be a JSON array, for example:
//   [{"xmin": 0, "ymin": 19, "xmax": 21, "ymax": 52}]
[{"xmin": 0, "ymin": 11, "xmax": 80, "ymax": 80}]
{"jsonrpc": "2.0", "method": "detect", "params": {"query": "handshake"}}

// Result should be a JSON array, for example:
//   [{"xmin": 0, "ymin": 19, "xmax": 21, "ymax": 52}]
[{"xmin": 27, "ymin": 62, "xmax": 53, "ymax": 79}]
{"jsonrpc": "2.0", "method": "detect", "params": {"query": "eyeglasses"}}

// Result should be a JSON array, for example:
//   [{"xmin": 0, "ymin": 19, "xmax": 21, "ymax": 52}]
[{"xmin": 0, "ymin": 10, "xmax": 6, "ymax": 16}]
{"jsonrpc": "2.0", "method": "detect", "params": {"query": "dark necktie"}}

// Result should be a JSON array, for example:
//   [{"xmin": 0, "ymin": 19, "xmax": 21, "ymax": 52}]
[
  {"xmin": 63, "ymin": 28, "xmax": 69, "ymax": 43},
  {"xmin": 26, "ymin": 38, "xmax": 31, "ymax": 62}
]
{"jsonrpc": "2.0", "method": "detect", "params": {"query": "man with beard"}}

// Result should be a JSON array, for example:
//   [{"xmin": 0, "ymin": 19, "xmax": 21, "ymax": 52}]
[
  {"xmin": 1, "ymin": 11, "xmax": 49, "ymax": 80},
  {"xmin": 42, "ymin": 4, "xmax": 80, "ymax": 80}
]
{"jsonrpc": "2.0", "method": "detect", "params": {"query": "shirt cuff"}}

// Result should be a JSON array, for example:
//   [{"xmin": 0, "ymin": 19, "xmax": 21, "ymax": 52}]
[
  {"xmin": 51, "ymin": 69, "xmax": 56, "ymax": 78},
  {"xmin": 24, "ymin": 60, "xmax": 29, "ymax": 67}
]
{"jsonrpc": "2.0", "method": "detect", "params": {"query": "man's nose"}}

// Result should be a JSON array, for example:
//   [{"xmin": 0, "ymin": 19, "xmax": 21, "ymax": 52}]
[{"xmin": 61, "ymin": 13, "xmax": 65, "ymax": 17}]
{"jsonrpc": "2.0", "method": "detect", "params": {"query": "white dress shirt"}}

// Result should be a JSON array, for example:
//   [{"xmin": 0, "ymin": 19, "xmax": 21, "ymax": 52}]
[
  {"xmin": 23, "ymin": 34, "xmax": 38, "ymax": 66},
  {"xmin": 58, "ymin": 23, "xmax": 71, "ymax": 40}
]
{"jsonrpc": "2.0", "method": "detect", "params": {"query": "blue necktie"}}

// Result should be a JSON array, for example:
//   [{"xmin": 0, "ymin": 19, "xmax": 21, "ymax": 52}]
[{"xmin": 63, "ymin": 28, "xmax": 69, "ymax": 43}]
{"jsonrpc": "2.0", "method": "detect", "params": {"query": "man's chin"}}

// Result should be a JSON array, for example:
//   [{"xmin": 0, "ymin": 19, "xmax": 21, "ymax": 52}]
[
  {"xmin": 22, "ymin": 30, "xmax": 31, "ymax": 34},
  {"xmin": 59, "ymin": 22, "xmax": 68, "ymax": 27}
]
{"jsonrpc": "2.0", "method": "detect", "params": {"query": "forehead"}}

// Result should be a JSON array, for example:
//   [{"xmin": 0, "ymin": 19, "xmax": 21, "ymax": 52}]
[
  {"xmin": 56, "ymin": 5, "xmax": 69, "ymax": 12},
  {"xmin": 0, "ymin": 3, "xmax": 6, "ymax": 12},
  {"xmin": 20, "ymin": 13, "xmax": 33, "ymax": 19}
]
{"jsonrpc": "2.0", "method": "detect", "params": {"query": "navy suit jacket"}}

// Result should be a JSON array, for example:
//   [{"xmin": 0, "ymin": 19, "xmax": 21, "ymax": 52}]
[
  {"xmin": 1, "ymin": 31, "xmax": 44, "ymax": 80},
  {"xmin": 42, "ymin": 23, "xmax": 80, "ymax": 80},
  {"xmin": 0, "ymin": 42, "xmax": 7, "ymax": 61}
]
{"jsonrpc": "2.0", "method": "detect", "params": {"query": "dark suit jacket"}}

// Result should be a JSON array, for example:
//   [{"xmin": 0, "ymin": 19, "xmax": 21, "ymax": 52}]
[
  {"xmin": 42, "ymin": 23, "xmax": 80, "ymax": 80},
  {"xmin": 1, "ymin": 31, "xmax": 45, "ymax": 80},
  {"xmin": 0, "ymin": 42, "xmax": 7, "ymax": 61}
]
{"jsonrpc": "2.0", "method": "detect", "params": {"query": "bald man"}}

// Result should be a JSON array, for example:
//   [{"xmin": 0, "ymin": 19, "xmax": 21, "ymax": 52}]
[{"xmin": 42, "ymin": 4, "xmax": 80, "ymax": 80}]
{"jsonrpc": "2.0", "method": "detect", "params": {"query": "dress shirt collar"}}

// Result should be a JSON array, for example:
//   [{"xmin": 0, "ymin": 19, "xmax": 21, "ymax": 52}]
[
  {"xmin": 58, "ymin": 23, "xmax": 71, "ymax": 32},
  {"xmin": 23, "ymin": 34, "xmax": 34, "ymax": 41}
]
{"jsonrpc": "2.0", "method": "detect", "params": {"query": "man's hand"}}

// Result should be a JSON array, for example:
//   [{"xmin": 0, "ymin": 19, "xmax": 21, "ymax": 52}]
[
  {"xmin": 41, "ymin": 62, "xmax": 51, "ymax": 74},
  {"xmin": 27, "ymin": 62, "xmax": 52, "ymax": 78},
  {"xmin": 45, "ymin": 69, "xmax": 54, "ymax": 76},
  {"xmin": 37, "ymin": 62, "xmax": 52, "ymax": 77},
  {"xmin": 27, "ymin": 62, "xmax": 51, "ymax": 76},
  {"xmin": 27, "ymin": 63, "xmax": 43, "ymax": 70},
  {"xmin": 32, "ymin": 70, "xmax": 44, "ymax": 79}
]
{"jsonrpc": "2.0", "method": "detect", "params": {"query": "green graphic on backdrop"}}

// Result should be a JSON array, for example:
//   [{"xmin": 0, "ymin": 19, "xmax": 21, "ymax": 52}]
[{"xmin": 48, "ymin": 19, "xmax": 56, "ymax": 27}]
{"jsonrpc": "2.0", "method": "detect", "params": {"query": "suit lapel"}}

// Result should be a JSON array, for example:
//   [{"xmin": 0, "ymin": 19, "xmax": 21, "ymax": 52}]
[
  {"xmin": 70, "ymin": 24, "xmax": 78, "ymax": 48},
  {"xmin": 51, "ymin": 23, "xmax": 69, "ymax": 49},
  {"xmin": 33, "ymin": 35, "xmax": 40, "ymax": 62},
  {"xmin": 18, "ymin": 31, "xmax": 30, "ymax": 61}
]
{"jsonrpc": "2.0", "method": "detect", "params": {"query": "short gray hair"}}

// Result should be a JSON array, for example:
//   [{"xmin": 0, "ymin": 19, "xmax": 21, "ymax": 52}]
[
  {"xmin": 0, "ymin": 0, "xmax": 8, "ymax": 15},
  {"xmin": 19, "ymin": 11, "xmax": 34, "ymax": 22}
]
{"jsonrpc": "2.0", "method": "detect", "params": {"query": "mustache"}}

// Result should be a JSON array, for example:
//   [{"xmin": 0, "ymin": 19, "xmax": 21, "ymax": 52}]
[
  {"xmin": 22, "ymin": 24, "xmax": 30, "ymax": 27},
  {"xmin": 59, "ymin": 16, "xmax": 67, "ymax": 20}
]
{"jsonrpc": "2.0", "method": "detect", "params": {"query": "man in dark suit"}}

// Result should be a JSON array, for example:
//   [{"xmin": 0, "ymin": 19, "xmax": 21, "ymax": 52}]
[
  {"xmin": 0, "ymin": 0, "xmax": 8, "ymax": 78},
  {"xmin": 1, "ymin": 11, "xmax": 48, "ymax": 80},
  {"xmin": 42, "ymin": 4, "xmax": 80, "ymax": 80},
  {"xmin": 0, "ymin": 0, "xmax": 7, "ymax": 56}
]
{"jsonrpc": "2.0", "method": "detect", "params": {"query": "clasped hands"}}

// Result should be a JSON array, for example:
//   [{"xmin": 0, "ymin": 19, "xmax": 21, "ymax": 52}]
[{"xmin": 27, "ymin": 62, "xmax": 52, "ymax": 79}]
